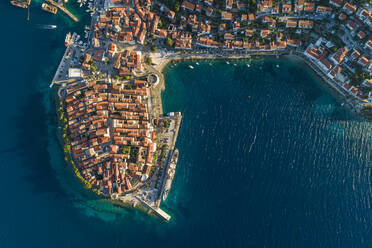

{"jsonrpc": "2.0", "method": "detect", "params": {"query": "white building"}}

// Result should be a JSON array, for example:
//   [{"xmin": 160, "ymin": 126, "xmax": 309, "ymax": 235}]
[{"xmin": 68, "ymin": 68, "xmax": 83, "ymax": 78}]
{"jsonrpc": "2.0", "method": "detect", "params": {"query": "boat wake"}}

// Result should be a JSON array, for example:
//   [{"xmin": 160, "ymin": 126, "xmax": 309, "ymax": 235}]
[{"xmin": 34, "ymin": 24, "xmax": 57, "ymax": 30}]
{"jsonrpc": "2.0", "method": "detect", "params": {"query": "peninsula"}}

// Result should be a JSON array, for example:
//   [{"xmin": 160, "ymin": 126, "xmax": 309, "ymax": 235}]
[{"xmin": 51, "ymin": 0, "xmax": 372, "ymax": 220}]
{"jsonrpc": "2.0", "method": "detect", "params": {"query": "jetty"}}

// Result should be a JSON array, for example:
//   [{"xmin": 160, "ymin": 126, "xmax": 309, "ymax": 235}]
[
  {"xmin": 136, "ymin": 197, "xmax": 171, "ymax": 221},
  {"xmin": 46, "ymin": 0, "xmax": 78, "ymax": 22}
]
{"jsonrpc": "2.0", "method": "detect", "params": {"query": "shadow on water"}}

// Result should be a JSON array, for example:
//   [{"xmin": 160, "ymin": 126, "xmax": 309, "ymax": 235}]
[{"xmin": 13, "ymin": 91, "xmax": 64, "ymax": 197}]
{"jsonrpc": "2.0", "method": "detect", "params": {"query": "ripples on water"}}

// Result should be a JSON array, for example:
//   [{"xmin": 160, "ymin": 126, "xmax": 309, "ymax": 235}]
[
  {"xmin": 1, "ymin": 4, "xmax": 371, "ymax": 244},
  {"xmin": 161, "ymin": 59, "xmax": 372, "ymax": 247}
]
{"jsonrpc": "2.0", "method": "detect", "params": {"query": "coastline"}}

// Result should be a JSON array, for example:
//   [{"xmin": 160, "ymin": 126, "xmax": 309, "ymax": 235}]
[
  {"xmin": 51, "ymin": 47, "xmax": 367, "ymax": 220},
  {"xmin": 52, "ymin": 83, "xmax": 166, "ymax": 219},
  {"xmin": 48, "ymin": 0, "xmax": 369, "ymax": 223},
  {"xmin": 150, "ymin": 51, "xmax": 364, "ymax": 118}
]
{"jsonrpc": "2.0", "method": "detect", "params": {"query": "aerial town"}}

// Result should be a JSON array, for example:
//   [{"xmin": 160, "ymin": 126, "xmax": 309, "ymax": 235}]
[{"xmin": 44, "ymin": 0, "xmax": 372, "ymax": 220}]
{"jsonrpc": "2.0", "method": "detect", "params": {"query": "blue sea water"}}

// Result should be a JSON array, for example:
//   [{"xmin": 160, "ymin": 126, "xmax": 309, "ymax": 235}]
[{"xmin": 1, "ymin": 2, "xmax": 372, "ymax": 247}]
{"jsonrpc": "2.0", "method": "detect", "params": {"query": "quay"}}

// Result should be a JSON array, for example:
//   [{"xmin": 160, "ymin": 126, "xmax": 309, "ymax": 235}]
[
  {"xmin": 156, "ymin": 113, "xmax": 182, "ymax": 206},
  {"xmin": 46, "ymin": 0, "xmax": 78, "ymax": 22},
  {"xmin": 136, "ymin": 197, "xmax": 171, "ymax": 221},
  {"xmin": 49, "ymin": 45, "xmax": 71, "ymax": 88}
]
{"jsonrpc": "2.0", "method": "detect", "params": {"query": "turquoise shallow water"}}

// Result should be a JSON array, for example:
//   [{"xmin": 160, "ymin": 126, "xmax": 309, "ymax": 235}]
[{"xmin": 0, "ymin": 2, "xmax": 372, "ymax": 247}]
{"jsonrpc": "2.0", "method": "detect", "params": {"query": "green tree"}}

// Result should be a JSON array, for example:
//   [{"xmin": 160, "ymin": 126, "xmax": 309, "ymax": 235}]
[
  {"xmin": 91, "ymin": 64, "xmax": 98, "ymax": 73},
  {"xmin": 165, "ymin": 38, "xmax": 174, "ymax": 47},
  {"xmin": 145, "ymin": 56, "xmax": 153, "ymax": 65},
  {"xmin": 164, "ymin": 119, "xmax": 170, "ymax": 128},
  {"xmin": 151, "ymin": 45, "xmax": 157, "ymax": 52},
  {"xmin": 123, "ymin": 75, "xmax": 133, "ymax": 80},
  {"xmin": 122, "ymin": 146, "xmax": 131, "ymax": 155},
  {"xmin": 175, "ymin": 2, "xmax": 180, "ymax": 12}
]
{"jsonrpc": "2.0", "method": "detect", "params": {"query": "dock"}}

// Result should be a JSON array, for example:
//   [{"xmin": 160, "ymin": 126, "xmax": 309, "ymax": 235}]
[
  {"xmin": 46, "ymin": 0, "xmax": 78, "ymax": 22},
  {"xmin": 136, "ymin": 197, "xmax": 171, "ymax": 221}
]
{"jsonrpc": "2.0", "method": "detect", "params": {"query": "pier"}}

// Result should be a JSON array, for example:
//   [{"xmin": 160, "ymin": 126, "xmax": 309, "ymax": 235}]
[
  {"xmin": 136, "ymin": 197, "xmax": 171, "ymax": 221},
  {"xmin": 46, "ymin": 0, "xmax": 78, "ymax": 22}
]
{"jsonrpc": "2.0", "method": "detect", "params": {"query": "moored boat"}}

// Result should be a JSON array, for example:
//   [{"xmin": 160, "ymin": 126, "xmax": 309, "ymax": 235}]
[
  {"xmin": 41, "ymin": 2, "xmax": 58, "ymax": 14},
  {"xmin": 10, "ymin": 0, "xmax": 30, "ymax": 8},
  {"xmin": 65, "ymin": 32, "xmax": 73, "ymax": 47},
  {"xmin": 162, "ymin": 149, "xmax": 179, "ymax": 201}
]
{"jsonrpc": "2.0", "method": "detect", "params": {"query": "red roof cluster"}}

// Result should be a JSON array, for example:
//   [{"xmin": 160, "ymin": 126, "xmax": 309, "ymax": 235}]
[{"xmin": 65, "ymin": 77, "xmax": 155, "ymax": 195}]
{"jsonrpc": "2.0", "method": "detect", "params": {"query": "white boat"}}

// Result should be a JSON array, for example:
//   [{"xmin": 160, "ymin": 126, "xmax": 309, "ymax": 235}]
[
  {"xmin": 226, "ymin": 61, "xmax": 230, "ymax": 64},
  {"xmin": 162, "ymin": 149, "xmax": 179, "ymax": 202},
  {"xmin": 233, "ymin": 63, "xmax": 237, "ymax": 66},
  {"xmin": 276, "ymin": 64, "xmax": 280, "ymax": 68},
  {"xmin": 247, "ymin": 64, "xmax": 250, "ymax": 67},
  {"xmin": 36, "ymin": 24, "xmax": 57, "ymax": 29},
  {"xmin": 64, "ymin": 32, "xmax": 71, "ymax": 46},
  {"xmin": 188, "ymin": 65, "xmax": 194, "ymax": 69},
  {"xmin": 195, "ymin": 62, "xmax": 199, "ymax": 65}
]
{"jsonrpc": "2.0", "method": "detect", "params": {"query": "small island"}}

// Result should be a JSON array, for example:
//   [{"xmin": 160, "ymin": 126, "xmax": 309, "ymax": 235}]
[{"xmin": 51, "ymin": 0, "xmax": 372, "ymax": 221}]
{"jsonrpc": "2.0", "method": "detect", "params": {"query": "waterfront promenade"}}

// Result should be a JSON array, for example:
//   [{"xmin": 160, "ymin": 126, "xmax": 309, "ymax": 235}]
[
  {"xmin": 49, "ymin": 44, "xmax": 75, "ymax": 87},
  {"xmin": 149, "ymin": 50, "xmax": 363, "ymax": 114}
]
